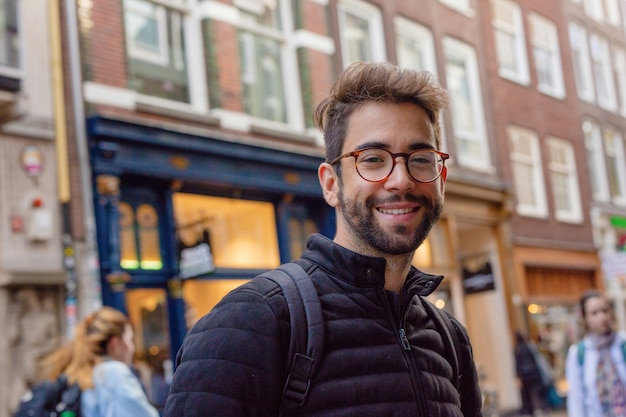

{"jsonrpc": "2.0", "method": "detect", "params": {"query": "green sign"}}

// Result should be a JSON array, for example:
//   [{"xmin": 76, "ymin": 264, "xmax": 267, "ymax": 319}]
[{"xmin": 610, "ymin": 216, "xmax": 626, "ymax": 229}]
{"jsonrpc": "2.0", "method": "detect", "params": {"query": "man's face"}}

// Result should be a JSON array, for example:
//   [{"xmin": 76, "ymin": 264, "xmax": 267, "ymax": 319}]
[{"xmin": 319, "ymin": 101, "xmax": 446, "ymax": 257}]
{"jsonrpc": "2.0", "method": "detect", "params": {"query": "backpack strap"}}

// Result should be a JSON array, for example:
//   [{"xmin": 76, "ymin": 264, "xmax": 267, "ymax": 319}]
[
  {"xmin": 577, "ymin": 341, "xmax": 585, "ymax": 367},
  {"xmin": 420, "ymin": 297, "xmax": 461, "ymax": 390},
  {"xmin": 262, "ymin": 260, "xmax": 324, "ymax": 413}
]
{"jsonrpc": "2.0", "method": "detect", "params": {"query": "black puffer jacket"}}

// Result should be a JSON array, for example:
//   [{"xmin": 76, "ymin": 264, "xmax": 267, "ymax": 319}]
[{"xmin": 163, "ymin": 234, "xmax": 482, "ymax": 417}]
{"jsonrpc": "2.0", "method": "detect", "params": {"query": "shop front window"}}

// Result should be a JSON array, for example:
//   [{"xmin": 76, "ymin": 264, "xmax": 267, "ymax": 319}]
[
  {"xmin": 119, "ymin": 201, "xmax": 163, "ymax": 270},
  {"xmin": 173, "ymin": 193, "xmax": 280, "ymax": 271},
  {"xmin": 126, "ymin": 288, "xmax": 172, "ymax": 411}
]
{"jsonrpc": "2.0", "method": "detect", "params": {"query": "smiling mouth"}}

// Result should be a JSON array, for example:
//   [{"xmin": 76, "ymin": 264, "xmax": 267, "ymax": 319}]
[{"xmin": 377, "ymin": 207, "xmax": 417, "ymax": 215}]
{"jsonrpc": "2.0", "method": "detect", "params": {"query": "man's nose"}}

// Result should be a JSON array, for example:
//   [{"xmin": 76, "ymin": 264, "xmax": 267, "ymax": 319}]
[{"xmin": 383, "ymin": 157, "xmax": 416, "ymax": 191}]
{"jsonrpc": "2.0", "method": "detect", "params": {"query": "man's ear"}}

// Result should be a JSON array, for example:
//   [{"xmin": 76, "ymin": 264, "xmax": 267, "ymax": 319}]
[
  {"xmin": 318, "ymin": 162, "xmax": 339, "ymax": 208},
  {"xmin": 439, "ymin": 166, "xmax": 448, "ymax": 193}
]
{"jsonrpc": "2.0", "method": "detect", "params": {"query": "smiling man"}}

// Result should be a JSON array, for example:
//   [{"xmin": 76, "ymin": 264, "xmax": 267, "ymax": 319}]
[{"xmin": 163, "ymin": 62, "xmax": 482, "ymax": 417}]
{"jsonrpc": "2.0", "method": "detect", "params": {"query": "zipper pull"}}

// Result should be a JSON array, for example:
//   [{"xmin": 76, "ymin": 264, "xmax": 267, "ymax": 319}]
[{"xmin": 399, "ymin": 328, "xmax": 411, "ymax": 350}]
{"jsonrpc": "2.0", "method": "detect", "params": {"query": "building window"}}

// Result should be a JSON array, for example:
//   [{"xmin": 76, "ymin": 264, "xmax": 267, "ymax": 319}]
[
  {"xmin": 439, "ymin": 0, "xmax": 472, "ymax": 14},
  {"xmin": 507, "ymin": 126, "xmax": 548, "ymax": 217},
  {"xmin": 237, "ymin": 0, "xmax": 286, "ymax": 122},
  {"xmin": 590, "ymin": 34, "xmax": 617, "ymax": 112},
  {"xmin": 338, "ymin": 0, "xmax": 385, "ymax": 67},
  {"xmin": 568, "ymin": 22, "xmax": 594, "ymax": 102},
  {"xmin": 547, "ymin": 138, "xmax": 583, "ymax": 223},
  {"xmin": 395, "ymin": 17, "xmax": 437, "ymax": 74},
  {"xmin": 444, "ymin": 37, "xmax": 491, "ymax": 170},
  {"xmin": 123, "ymin": 0, "xmax": 189, "ymax": 102},
  {"xmin": 604, "ymin": 127, "xmax": 626, "ymax": 204},
  {"xmin": 613, "ymin": 48, "xmax": 626, "ymax": 117},
  {"xmin": 119, "ymin": 202, "xmax": 163, "ymax": 270},
  {"xmin": 604, "ymin": 0, "xmax": 621, "ymax": 26},
  {"xmin": 0, "ymin": 0, "xmax": 18, "ymax": 74},
  {"xmin": 491, "ymin": 0, "xmax": 529, "ymax": 85},
  {"xmin": 529, "ymin": 13, "xmax": 565, "ymax": 98},
  {"xmin": 583, "ymin": 120, "xmax": 610, "ymax": 202},
  {"xmin": 583, "ymin": 0, "xmax": 605, "ymax": 22}
]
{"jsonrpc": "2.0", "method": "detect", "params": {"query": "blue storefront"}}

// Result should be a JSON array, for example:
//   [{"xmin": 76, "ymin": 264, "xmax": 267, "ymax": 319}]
[{"xmin": 88, "ymin": 116, "xmax": 331, "ymax": 409}]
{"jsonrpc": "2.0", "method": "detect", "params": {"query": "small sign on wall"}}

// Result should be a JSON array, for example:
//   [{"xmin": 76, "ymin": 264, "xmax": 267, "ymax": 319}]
[
  {"xmin": 20, "ymin": 145, "xmax": 44, "ymax": 177},
  {"xmin": 462, "ymin": 253, "xmax": 496, "ymax": 295}
]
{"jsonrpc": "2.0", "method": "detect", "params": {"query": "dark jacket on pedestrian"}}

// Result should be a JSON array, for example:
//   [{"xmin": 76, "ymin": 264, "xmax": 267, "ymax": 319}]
[{"xmin": 163, "ymin": 233, "xmax": 482, "ymax": 417}]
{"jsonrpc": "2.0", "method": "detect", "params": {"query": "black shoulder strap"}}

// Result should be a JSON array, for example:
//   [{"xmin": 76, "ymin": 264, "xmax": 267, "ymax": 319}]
[
  {"xmin": 263, "ymin": 260, "xmax": 324, "ymax": 413},
  {"xmin": 420, "ymin": 297, "xmax": 461, "ymax": 390}
]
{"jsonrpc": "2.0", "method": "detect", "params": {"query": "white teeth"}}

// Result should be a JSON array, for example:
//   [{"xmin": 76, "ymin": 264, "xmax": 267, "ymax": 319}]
[{"xmin": 378, "ymin": 207, "xmax": 414, "ymax": 215}]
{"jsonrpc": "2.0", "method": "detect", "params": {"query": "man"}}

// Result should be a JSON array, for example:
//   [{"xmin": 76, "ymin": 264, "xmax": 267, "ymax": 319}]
[{"xmin": 163, "ymin": 61, "xmax": 482, "ymax": 417}]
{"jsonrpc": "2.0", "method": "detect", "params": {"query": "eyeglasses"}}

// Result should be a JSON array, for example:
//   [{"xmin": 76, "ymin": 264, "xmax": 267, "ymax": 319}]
[{"xmin": 329, "ymin": 147, "xmax": 450, "ymax": 183}]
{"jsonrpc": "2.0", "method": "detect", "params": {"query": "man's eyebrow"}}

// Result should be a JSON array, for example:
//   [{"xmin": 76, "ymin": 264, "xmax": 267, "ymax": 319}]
[{"xmin": 354, "ymin": 141, "xmax": 435, "ymax": 151}]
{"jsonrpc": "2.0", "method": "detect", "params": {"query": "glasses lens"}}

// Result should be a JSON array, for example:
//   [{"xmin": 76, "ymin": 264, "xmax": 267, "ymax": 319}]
[
  {"xmin": 355, "ymin": 148, "xmax": 393, "ymax": 181},
  {"xmin": 408, "ymin": 150, "xmax": 443, "ymax": 182}
]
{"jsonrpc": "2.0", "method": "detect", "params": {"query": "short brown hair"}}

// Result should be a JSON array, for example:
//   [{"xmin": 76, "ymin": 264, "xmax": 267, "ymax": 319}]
[{"xmin": 314, "ymin": 61, "xmax": 449, "ymax": 165}]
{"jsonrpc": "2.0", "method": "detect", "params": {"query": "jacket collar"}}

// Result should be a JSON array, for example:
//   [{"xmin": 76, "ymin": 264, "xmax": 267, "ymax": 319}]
[{"xmin": 301, "ymin": 233, "xmax": 443, "ymax": 296}]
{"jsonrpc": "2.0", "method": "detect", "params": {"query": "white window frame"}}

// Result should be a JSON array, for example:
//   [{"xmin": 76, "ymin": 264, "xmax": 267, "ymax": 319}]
[
  {"xmin": 507, "ymin": 126, "xmax": 548, "ymax": 218},
  {"xmin": 613, "ymin": 47, "xmax": 626, "ymax": 117},
  {"xmin": 124, "ymin": 0, "xmax": 170, "ymax": 66},
  {"xmin": 590, "ymin": 34, "xmax": 618, "ymax": 112},
  {"xmin": 491, "ymin": 0, "xmax": 529, "ymax": 85},
  {"xmin": 584, "ymin": 0, "xmax": 605, "ymax": 22},
  {"xmin": 547, "ymin": 137, "xmax": 583, "ymax": 223},
  {"xmin": 394, "ymin": 17, "xmax": 437, "ymax": 75},
  {"xmin": 604, "ymin": 127, "xmax": 626, "ymax": 205},
  {"xmin": 568, "ymin": 22, "xmax": 595, "ymax": 102},
  {"xmin": 583, "ymin": 119, "xmax": 610, "ymax": 202},
  {"xmin": 529, "ymin": 13, "xmax": 565, "ymax": 99},
  {"xmin": 604, "ymin": 0, "xmax": 622, "ymax": 26},
  {"xmin": 439, "ymin": 0, "xmax": 474, "ymax": 16},
  {"xmin": 443, "ymin": 37, "xmax": 492, "ymax": 171},
  {"xmin": 337, "ymin": 0, "xmax": 386, "ymax": 68}
]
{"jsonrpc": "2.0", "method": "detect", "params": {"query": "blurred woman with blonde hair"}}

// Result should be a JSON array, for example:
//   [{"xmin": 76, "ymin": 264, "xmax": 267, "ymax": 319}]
[{"xmin": 40, "ymin": 306, "xmax": 158, "ymax": 417}]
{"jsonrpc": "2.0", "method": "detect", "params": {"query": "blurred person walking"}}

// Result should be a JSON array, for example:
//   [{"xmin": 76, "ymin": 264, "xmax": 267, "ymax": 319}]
[
  {"xmin": 515, "ymin": 330, "xmax": 552, "ymax": 416},
  {"xmin": 35, "ymin": 306, "xmax": 158, "ymax": 417},
  {"xmin": 565, "ymin": 290, "xmax": 626, "ymax": 417}
]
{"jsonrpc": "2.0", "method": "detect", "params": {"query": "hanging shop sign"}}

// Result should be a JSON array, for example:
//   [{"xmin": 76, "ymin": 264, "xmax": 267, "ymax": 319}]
[
  {"xmin": 178, "ymin": 228, "xmax": 215, "ymax": 279},
  {"xmin": 461, "ymin": 253, "xmax": 496, "ymax": 295}
]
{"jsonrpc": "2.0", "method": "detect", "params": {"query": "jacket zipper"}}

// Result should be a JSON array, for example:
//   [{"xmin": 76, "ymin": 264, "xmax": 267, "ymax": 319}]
[{"xmin": 381, "ymin": 289, "xmax": 430, "ymax": 416}]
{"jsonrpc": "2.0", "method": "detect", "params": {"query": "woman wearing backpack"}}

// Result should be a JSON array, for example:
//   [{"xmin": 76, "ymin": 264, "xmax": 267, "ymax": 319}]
[
  {"xmin": 39, "ymin": 306, "xmax": 159, "ymax": 417},
  {"xmin": 565, "ymin": 289, "xmax": 626, "ymax": 417}
]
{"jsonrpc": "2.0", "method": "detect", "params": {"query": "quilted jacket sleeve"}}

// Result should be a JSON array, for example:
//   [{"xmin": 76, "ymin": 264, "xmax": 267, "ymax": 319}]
[
  {"xmin": 162, "ymin": 278, "xmax": 288, "ymax": 417},
  {"xmin": 450, "ymin": 317, "xmax": 483, "ymax": 417}
]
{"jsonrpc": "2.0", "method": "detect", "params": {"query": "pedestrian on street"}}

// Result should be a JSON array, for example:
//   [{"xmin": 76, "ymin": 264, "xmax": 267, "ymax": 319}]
[
  {"xmin": 39, "ymin": 306, "xmax": 159, "ymax": 417},
  {"xmin": 514, "ymin": 330, "xmax": 552, "ymax": 415},
  {"xmin": 163, "ymin": 61, "xmax": 483, "ymax": 417},
  {"xmin": 565, "ymin": 289, "xmax": 626, "ymax": 417}
]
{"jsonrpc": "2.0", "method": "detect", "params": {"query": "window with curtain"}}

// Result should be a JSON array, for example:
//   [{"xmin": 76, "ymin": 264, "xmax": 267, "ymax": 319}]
[
  {"xmin": 589, "ymin": 34, "xmax": 617, "ymax": 112},
  {"xmin": 337, "ymin": 0, "xmax": 385, "ymax": 67},
  {"xmin": 395, "ymin": 17, "xmax": 437, "ymax": 74},
  {"xmin": 547, "ymin": 138, "xmax": 583, "ymax": 223},
  {"xmin": 0, "ymin": 0, "xmax": 18, "ymax": 73},
  {"xmin": 604, "ymin": 127, "xmax": 626, "ymax": 203},
  {"xmin": 492, "ymin": 0, "xmax": 529, "ymax": 84},
  {"xmin": 583, "ymin": 120, "xmax": 610, "ymax": 202},
  {"xmin": 529, "ymin": 13, "xmax": 565, "ymax": 98},
  {"xmin": 568, "ymin": 22, "xmax": 595, "ymax": 102},
  {"xmin": 444, "ymin": 37, "xmax": 491, "ymax": 170},
  {"xmin": 123, "ymin": 0, "xmax": 189, "ymax": 102},
  {"xmin": 508, "ymin": 126, "xmax": 548, "ymax": 217}
]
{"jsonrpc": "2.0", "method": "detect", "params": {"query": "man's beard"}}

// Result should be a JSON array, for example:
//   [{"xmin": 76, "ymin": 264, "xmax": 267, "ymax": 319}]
[{"xmin": 337, "ymin": 189, "xmax": 443, "ymax": 255}]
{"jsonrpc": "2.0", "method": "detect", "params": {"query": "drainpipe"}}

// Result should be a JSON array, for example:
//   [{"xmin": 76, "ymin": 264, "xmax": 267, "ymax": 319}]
[
  {"xmin": 63, "ymin": 0, "xmax": 102, "ymax": 315},
  {"xmin": 49, "ymin": 0, "xmax": 78, "ymax": 338}
]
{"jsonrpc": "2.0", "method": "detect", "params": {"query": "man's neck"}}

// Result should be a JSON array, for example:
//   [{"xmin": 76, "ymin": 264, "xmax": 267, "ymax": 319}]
[{"xmin": 383, "ymin": 254, "xmax": 413, "ymax": 293}]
